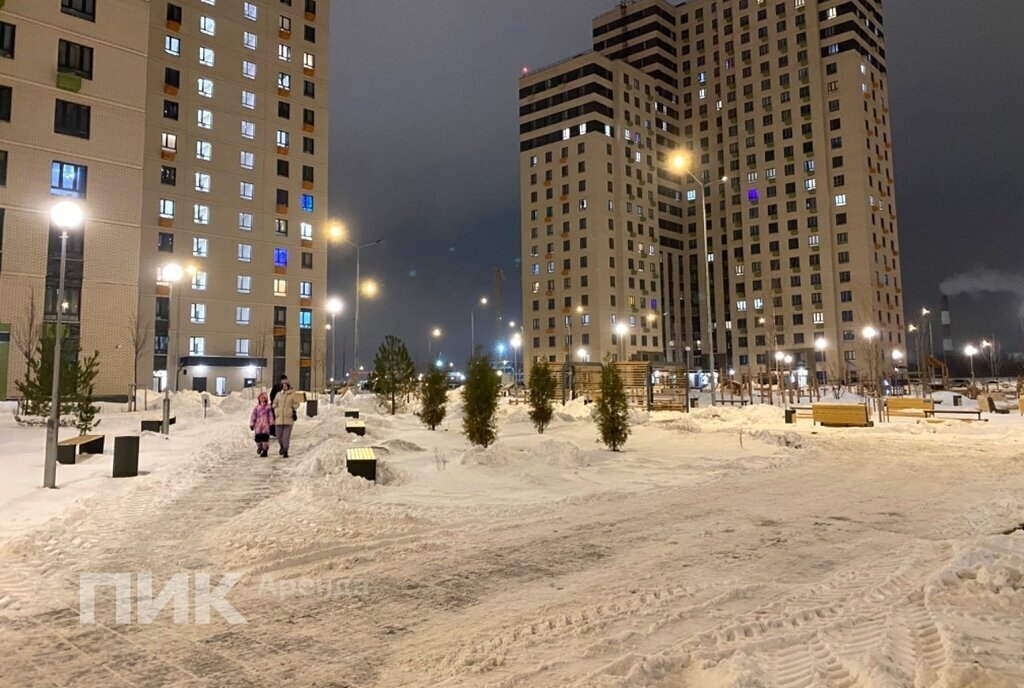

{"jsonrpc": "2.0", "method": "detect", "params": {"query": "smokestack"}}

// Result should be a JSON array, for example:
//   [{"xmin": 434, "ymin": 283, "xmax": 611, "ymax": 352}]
[{"xmin": 940, "ymin": 295, "xmax": 953, "ymax": 365}]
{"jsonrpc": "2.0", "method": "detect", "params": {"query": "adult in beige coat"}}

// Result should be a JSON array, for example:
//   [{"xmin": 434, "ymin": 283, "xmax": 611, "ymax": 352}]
[{"xmin": 272, "ymin": 380, "xmax": 300, "ymax": 457}]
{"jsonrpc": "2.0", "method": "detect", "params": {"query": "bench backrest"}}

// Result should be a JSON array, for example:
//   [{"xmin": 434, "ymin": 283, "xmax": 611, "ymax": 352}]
[
  {"xmin": 888, "ymin": 397, "xmax": 934, "ymax": 412},
  {"xmin": 813, "ymin": 403, "xmax": 869, "ymax": 424}
]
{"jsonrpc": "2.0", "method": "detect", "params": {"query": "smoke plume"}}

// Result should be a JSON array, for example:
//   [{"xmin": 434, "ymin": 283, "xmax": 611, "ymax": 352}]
[{"xmin": 939, "ymin": 269, "xmax": 1024, "ymax": 298}]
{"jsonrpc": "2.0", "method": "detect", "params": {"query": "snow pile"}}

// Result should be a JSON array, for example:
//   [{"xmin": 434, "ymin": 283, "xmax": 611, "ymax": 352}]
[
  {"xmin": 460, "ymin": 440, "xmax": 589, "ymax": 470},
  {"xmin": 928, "ymin": 534, "xmax": 1024, "ymax": 598}
]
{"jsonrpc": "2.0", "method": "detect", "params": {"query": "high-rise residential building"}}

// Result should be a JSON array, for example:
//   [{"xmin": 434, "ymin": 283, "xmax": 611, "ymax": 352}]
[
  {"xmin": 520, "ymin": 0, "xmax": 904, "ymax": 384},
  {"xmin": 0, "ymin": 0, "xmax": 329, "ymax": 399}
]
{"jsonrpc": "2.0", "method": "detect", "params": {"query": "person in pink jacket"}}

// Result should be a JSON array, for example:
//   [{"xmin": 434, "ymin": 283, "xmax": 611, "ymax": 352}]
[{"xmin": 249, "ymin": 392, "xmax": 275, "ymax": 457}]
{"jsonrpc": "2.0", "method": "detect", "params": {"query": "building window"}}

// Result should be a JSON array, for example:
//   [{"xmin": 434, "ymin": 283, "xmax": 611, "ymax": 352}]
[
  {"xmin": 200, "ymin": 16, "xmax": 216, "ymax": 35},
  {"xmin": 300, "ymin": 222, "xmax": 313, "ymax": 240},
  {"xmin": 240, "ymin": 151, "xmax": 254, "ymax": 169},
  {"xmin": 194, "ymin": 172, "xmax": 210, "ymax": 192},
  {"xmin": 304, "ymin": 25, "xmax": 316, "ymax": 43},
  {"xmin": 0, "ymin": 22, "xmax": 16, "ymax": 59},
  {"xmin": 243, "ymin": 2, "xmax": 258, "ymax": 20},
  {"xmin": 274, "ymin": 248, "xmax": 288, "ymax": 267},
  {"xmin": 277, "ymin": 160, "xmax": 290, "ymax": 177},
  {"xmin": 276, "ymin": 130, "xmax": 290, "ymax": 148},
  {"xmin": 303, "ymin": 109, "xmax": 315, "ymax": 127},
  {"xmin": 164, "ymin": 67, "xmax": 180, "ymax": 89},
  {"xmin": 241, "ymin": 120, "xmax": 255, "ymax": 139},
  {"xmin": 834, "ymin": 193, "xmax": 847, "ymax": 207},
  {"xmin": 235, "ymin": 339, "xmax": 250, "ymax": 356},
  {"xmin": 303, "ymin": 137, "xmax": 314, "ymax": 154},
  {"xmin": 275, "ymin": 219, "xmax": 288, "ymax": 235},
  {"xmin": 0, "ymin": 85, "xmax": 11, "ymax": 122},
  {"xmin": 278, "ymin": 101, "xmax": 291, "ymax": 119},
  {"xmin": 279, "ymin": 15, "xmax": 292, "ymax": 33},
  {"xmin": 299, "ymin": 281, "xmax": 312, "ymax": 299},
  {"xmin": 161, "ymin": 132, "xmax": 177, "ymax": 152},
  {"xmin": 159, "ymin": 199, "xmax": 175, "ymax": 219},
  {"xmin": 193, "ymin": 204, "xmax": 210, "ymax": 224},
  {"xmin": 238, "ymin": 212, "xmax": 253, "ymax": 231},
  {"xmin": 236, "ymin": 306, "xmax": 251, "ymax": 325},
  {"xmin": 198, "ymin": 47, "xmax": 215, "ymax": 67},
  {"xmin": 54, "ymin": 100, "xmax": 91, "ymax": 139},
  {"xmin": 164, "ymin": 35, "xmax": 181, "ymax": 56},
  {"xmin": 189, "ymin": 337, "xmax": 206, "ymax": 356},
  {"xmin": 241, "ymin": 90, "xmax": 256, "ymax": 109},
  {"xmin": 240, "ymin": 182, "xmax": 254, "ymax": 200},
  {"xmin": 197, "ymin": 78, "xmax": 214, "ymax": 98},
  {"xmin": 301, "ymin": 194, "xmax": 314, "ymax": 212},
  {"xmin": 191, "ymin": 271, "xmax": 207, "ymax": 290},
  {"xmin": 237, "ymin": 243, "xmax": 252, "ymax": 262},
  {"xmin": 237, "ymin": 275, "xmax": 251, "ymax": 294},
  {"xmin": 160, "ymin": 166, "xmax": 176, "ymax": 186},
  {"xmin": 303, "ymin": 53, "xmax": 315, "ymax": 70},
  {"xmin": 158, "ymin": 232, "xmax": 174, "ymax": 252},
  {"xmin": 278, "ymin": 44, "xmax": 292, "ymax": 62},
  {"xmin": 197, "ymin": 108, "xmax": 212, "ymax": 129},
  {"xmin": 196, "ymin": 140, "xmax": 212, "ymax": 160},
  {"xmin": 303, "ymin": 80, "xmax": 315, "ymax": 98},
  {"xmin": 273, "ymin": 278, "xmax": 287, "ymax": 297},
  {"xmin": 278, "ymin": 72, "xmax": 291, "ymax": 91},
  {"xmin": 301, "ymin": 252, "xmax": 313, "ymax": 269},
  {"xmin": 166, "ymin": 3, "xmax": 182, "ymax": 23},
  {"xmin": 243, "ymin": 31, "xmax": 257, "ymax": 50},
  {"xmin": 61, "ymin": 0, "xmax": 97, "ymax": 21},
  {"xmin": 50, "ymin": 161, "xmax": 88, "ymax": 198},
  {"xmin": 190, "ymin": 303, "xmax": 206, "ymax": 324},
  {"xmin": 299, "ymin": 309, "xmax": 312, "ymax": 328}
]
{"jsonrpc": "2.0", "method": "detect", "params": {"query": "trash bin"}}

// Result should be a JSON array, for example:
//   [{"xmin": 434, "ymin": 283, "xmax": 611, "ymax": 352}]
[
  {"xmin": 306, "ymin": 399, "xmax": 318, "ymax": 417},
  {"xmin": 952, "ymin": 395, "xmax": 962, "ymax": 407},
  {"xmin": 689, "ymin": 398, "xmax": 699, "ymax": 409},
  {"xmin": 113, "ymin": 436, "xmax": 140, "ymax": 478},
  {"xmin": 785, "ymin": 408, "xmax": 796, "ymax": 424}
]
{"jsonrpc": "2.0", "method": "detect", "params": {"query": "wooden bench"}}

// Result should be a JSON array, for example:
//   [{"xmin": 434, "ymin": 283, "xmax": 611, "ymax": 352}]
[
  {"xmin": 345, "ymin": 447, "xmax": 376, "ymax": 481},
  {"xmin": 345, "ymin": 420, "xmax": 366, "ymax": 436},
  {"xmin": 717, "ymin": 398, "xmax": 750, "ymax": 406},
  {"xmin": 57, "ymin": 435, "xmax": 105, "ymax": 464},
  {"xmin": 790, "ymin": 405, "xmax": 814, "ymax": 421},
  {"xmin": 812, "ymin": 403, "xmax": 873, "ymax": 428},
  {"xmin": 141, "ymin": 416, "xmax": 175, "ymax": 432},
  {"xmin": 887, "ymin": 397, "xmax": 934, "ymax": 418},
  {"xmin": 926, "ymin": 408, "xmax": 985, "ymax": 421}
]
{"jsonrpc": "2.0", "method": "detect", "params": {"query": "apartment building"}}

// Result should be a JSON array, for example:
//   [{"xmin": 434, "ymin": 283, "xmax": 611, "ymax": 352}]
[
  {"xmin": 520, "ymin": 0, "xmax": 905, "ymax": 383},
  {"xmin": 0, "ymin": 0, "xmax": 149, "ymax": 399},
  {"xmin": 0, "ymin": 0, "xmax": 329, "ymax": 399}
]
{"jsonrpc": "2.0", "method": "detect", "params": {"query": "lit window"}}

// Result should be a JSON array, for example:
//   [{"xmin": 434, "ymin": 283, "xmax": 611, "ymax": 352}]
[
  {"xmin": 189, "ymin": 337, "xmax": 206, "ymax": 355},
  {"xmin": 236, "ymin": 306, "xmax": 251, "ymax": 325},
  {"xmin": 195, "ymin": 172, "xmax": 211, "ymax": 192},
  {"xmin": 243, "ymin": 2, "xmax": 257, "ymax": 20},
  {"xmin": 834, "ymin": 193, "xmax": 847, "ymax": 207},
  {"xmin": 161, "ymin": 132, "xmax": 177, "ymax": 152},
  {"xmin": 276, "ymin": 130, "xmax": 290, "ymax": 148},
  {"xmin": 737, "ymin": 300, "xmax": 747, "ymax": 312},
  {"xmin": 279, "ymin": 15, "xmax": 291, "ymax": 32},
  {"xmin": 237, "ymin": 275, "xmax": 252, "ymax": 294},
  {"xmin": 196, "ymin": 141, "xmax": 212, "ymax": 160},
  {"xmin": 240, "ymin": 151, "xmax": 254, "ymax": 169},
  {"xmin": 278, "ymin": 44, "xmax": 291, "ymax": 62},
  {"xmin": 159, "ymin": 198, "xmax": 175, "ymax": 219},
  {"xmin": 686, "ymin": 190, "xmax": 697, "ymax": 202},
  {"xmin": 240, "ymin": 181, "xmax": 254, "ymax": 200},
  {"xmin": 299, "ymin": 281, "xmax": 312, "ymax": 299},
  {"xmin": 199, "ymin": 16, "xmax": 216, "ymax": 35},
  {"xmin": 165, "ymin": 36, "xmax": 180, "ymax": 56},
  {"xmin": 273, "ymin": 278, "xmax": 287, "ymax": 297},
  {"xmin": 241, "ymin": 90, "xmax": 256, "ymax": 109},
  {"xmin": 238, "ymin": 212, "xmax": 253, "ymax": 231},
  {"xmin": 274, "ymin": 248, "xmax": 288, "ymax": 267},
  {"xmin": 196, "ymin": 109, "xmax": 212, "ymax": 129},
  {"xmin": 235, "ymin": 338, "xmax": 250, "ymax": 356},
  {"xmin": 300, "ymin": 222, "xmax": 313, "ymax": 240},
  {"xmin": 193, "ymin": 204, "xmax": 210, "ymax": 225},
  {"xmin": 191, "ymin": 271, "xmax": 207, "ymax": 291},
  {"xmin": 237, "ymin": 244, "xmax": 252, "ymax": 262},
  {"xmin": 300, "ymin": 194, "xmax": 313, "ymax": 212},
  {"xmin": 243, "ymin": 32, "xmax": 257, "ymax": 50},
  {"xmin": 278, "ymin": 73, "xmax": 291, "ymax": 91},
  {"xmin": 813, "ymin": 311, "xmax": 825, "ymax": 324},
  {"xmin": 190, "ymin": 303, "xmax": 206, "ymax": 323},
  {"xmin": 198, "ymin": 47, "xmax": 215, "ymax": 66},
  {"xmin": 303, "ymin": 53, "xmax": 314, "ymax": 70},
  {"xmin": 241, "ymin": 120, "xmax": 255, "ymax": 139},
  {"xmin": 299, "ymin": 310, "xmax": 312, "ymax": 328},
  {"xmin": 242, "ymin": 61, "xmax": 256, "ymax": 79},
  {"xmin": 197, "ymin": 78, "xmax": 214, "ymax": 98},
  {"xmin": 805, "ymin": 179, "xmax": 816, "ymax": 191}
]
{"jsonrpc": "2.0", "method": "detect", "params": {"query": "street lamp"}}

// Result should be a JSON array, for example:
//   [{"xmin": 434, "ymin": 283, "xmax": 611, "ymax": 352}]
[
  {"xmin": 42, "ymin": 201, "xmax": 84, "ymax": 489},
  {"xmin": 670, "ymin": 152, "xmax": 717, "ymax": 402},
  {"xmin": 470, "ymin": 296, "xmax": 488, "ymax": 355},
  {"xmin": 567, "ymin": 305, "xmax": 584, "ymax": 362},
  {"xmin": 614, "ymin": 322, "xmax": 628, "ymax": 361},
  {"xmin": 964, "ymin": 344, "xmax": 978, "ymax": 389},
  {"xmin": 510, "ymin": 333, "xmax": 522, "ymax": 389},
  {"xmin": 576, "ymin": 347, "xmax": 588, "ymax": 362},
  {"xmin": 326, "ymin": 298, "xmax": 342, "ymax": 404},
  {"xmin": 428, "ymin": 327, "xmax": 442, "ymax": 364},
  {"xmin": 159, "ymin": 262, "xmax": 184, "ymax": 436},
  {"xmin": 330, "ymin": 224, "xmax": 383, "ymax": 378}
]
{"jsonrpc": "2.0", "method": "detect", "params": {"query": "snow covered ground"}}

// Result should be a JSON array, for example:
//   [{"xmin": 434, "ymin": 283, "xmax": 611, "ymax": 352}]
[{"xmin": 1, "ymin": 390, "xmax": 1022, "ymax": 687}]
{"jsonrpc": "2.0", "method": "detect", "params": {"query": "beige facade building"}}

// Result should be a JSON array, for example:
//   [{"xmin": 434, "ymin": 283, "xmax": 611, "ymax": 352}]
[
  {"xmin": 0, "ymin": 0, "xmax": 328, "ymax": 399},
  {"xmin": 520, "ymin": 0, "xmax": 905, "ymax": 383}
]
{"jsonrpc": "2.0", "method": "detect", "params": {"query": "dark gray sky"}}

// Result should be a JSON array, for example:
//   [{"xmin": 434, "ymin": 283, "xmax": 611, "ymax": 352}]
[{"xmin": 329, "ymin": 0, "xmax": 1024, "ymax": 368}]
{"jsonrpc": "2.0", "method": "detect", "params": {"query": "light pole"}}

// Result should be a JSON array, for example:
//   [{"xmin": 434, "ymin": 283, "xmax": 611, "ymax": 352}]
[
  {"xmin": 43, "ymin": 201, "xmax": 84, "ymax": 489},
  {"xmin": 814, "ymin": 337, "xmax": 828, "ymax": 387},
  {"xmin": 671, "ymin": 152, "xmax": 725, "ymax": 407},
  {"xmin": 160, "ymin": 262, "xmax": 184, "ymax": 435},
  {"xmin": 614, "ymin": 322, "xmax": 628, "ymax": 362},
  {"xmin": 964, "ymin": 344, "xmax": 978, "ymax": 390},
  {"xmin": 783, "ymin": 354, "xmax": 794, "ymax": 406},
  {"xmin": 326, "ymin": 298, "xmax": 342, "ymax": 404},
  {"xmin": 428, "ymin": 327, "xmax": 442, "ymax": 364},
  {"xmin": 567, "ymin": 305, "xmax": 583, "ymax": 362},
  {"xmin": 511, "ymin": 332, "xmax": 522, "ymax": 388},
  {"xmin": 330, "ymin": 225, "xmax": 382, "ymax": 378},
  {"xmin": 892, "ymin": 349, "xmax": 904, "ymax": 395},
  {"xmin": 470, "ymin": 296, "xmax": 488, "ymax": 355}
]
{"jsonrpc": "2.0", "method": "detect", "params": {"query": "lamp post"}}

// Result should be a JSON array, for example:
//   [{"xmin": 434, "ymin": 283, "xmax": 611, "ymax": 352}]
[
  {"xmin": 814, "ymin": 337, "xmax": 828, "ymax": 387},
  {"xmin": 330, "ymin": 225, "xmax": 382, "ymax": 378},
  {"xmin": 470, "ymin": 296, "xmax": 488, "ymax": 355},
  {"xmin": 614, "ymin": 322, "xmax": 628, "ymax": 362},
  {"xmin": 160, "ymin": 262, "xmax": 184, "ymax": 435},
  {"xmin": 783, "ymin": 354, "xmax": 794, "ymax": 407},
  {"xmin": 671, "ymin": 152, "xmax": 725, "ymax": 407},
  {"xmin": 511, "ymin": 332, "xmax": 522, "ymax": 389},
  {"xmin": 964, "ymin": 344, "xmax": 978, "ymax": 390},
  {"xmin": 43, "ymin": 201, "xmax": 84, "ymax": 489},
  {"xmin": 892, "ymin": 349, "xmax": 904, "ymax": 395},
  {"xmin": 326, "ymin": 298, "xmax": 342, "ymax": 404},
  {"xmin": 566, "ymin": 305, "xmax": 584, "ymax": 362},
  {"xmin": 428, "ymin": 327, "xmax": 442, "ymax": 365}
]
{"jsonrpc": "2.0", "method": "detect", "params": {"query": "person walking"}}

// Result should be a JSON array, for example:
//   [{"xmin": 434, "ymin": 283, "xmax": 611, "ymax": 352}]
[
  {"xmin": 272, "ymin": 379, "xmax": 300, "ymax": 457},
  {"xmin": 249, "ymin": 392, "xmax": 275, "ymax": 457},
  {"xmin": 269, "ymin": 374, "xmax": 288, "ymax": 437}
]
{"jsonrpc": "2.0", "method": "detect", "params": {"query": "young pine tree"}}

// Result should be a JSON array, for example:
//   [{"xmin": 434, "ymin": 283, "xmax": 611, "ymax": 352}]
[
  {"xmin": 527, "ymin": 361, "xmax": 557, "ymax": 434},
  {"xmin": 596, "ymin": 361, "xmax": 630, "ymax": 451},
  {"xmin": 74, "ymin": 349, "xmax": 102, "ymax": 435},
  {"xmin": 419, "ymin": 368, "xmax": 448, "ymax": 431},
  {"xmin": 15, "ymin": 330, "xmax": 79, "ymax": 419},
  {"xmin": 372, "ymin": 335, "xmax": 417, "ymax": 415},
  {"xmin": 462, "ymin": 354, "xmax": 501, "ymax": 447}
]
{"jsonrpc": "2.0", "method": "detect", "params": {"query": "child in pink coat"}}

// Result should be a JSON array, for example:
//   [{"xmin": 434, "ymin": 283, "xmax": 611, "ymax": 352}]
[{"xmin": 250, "ymin": 392, "xmax": 275, "ymax": 457}]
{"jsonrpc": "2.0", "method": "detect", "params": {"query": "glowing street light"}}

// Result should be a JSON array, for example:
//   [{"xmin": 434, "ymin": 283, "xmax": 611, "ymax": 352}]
[
  {"xmin": 614, "ymin": 322, "xmax": 628, "ymax": 361},
  {"xmin": 42, "ymin": 201, "xmax": 85, "ymax": 488},
  {"xmin": 510, "ymin": 332, "xmax": 522, "ymax": 389},
  {"xmin": 329, "ymin": 224, "xmax": 383, "ymax": 377},
  {"xmin": 964, "ymin": 344, "xmax": 978, "ymax": 388},
  {"xmin": 576, "ymin": 347, "xmax": 588, "ymax": 362}
]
